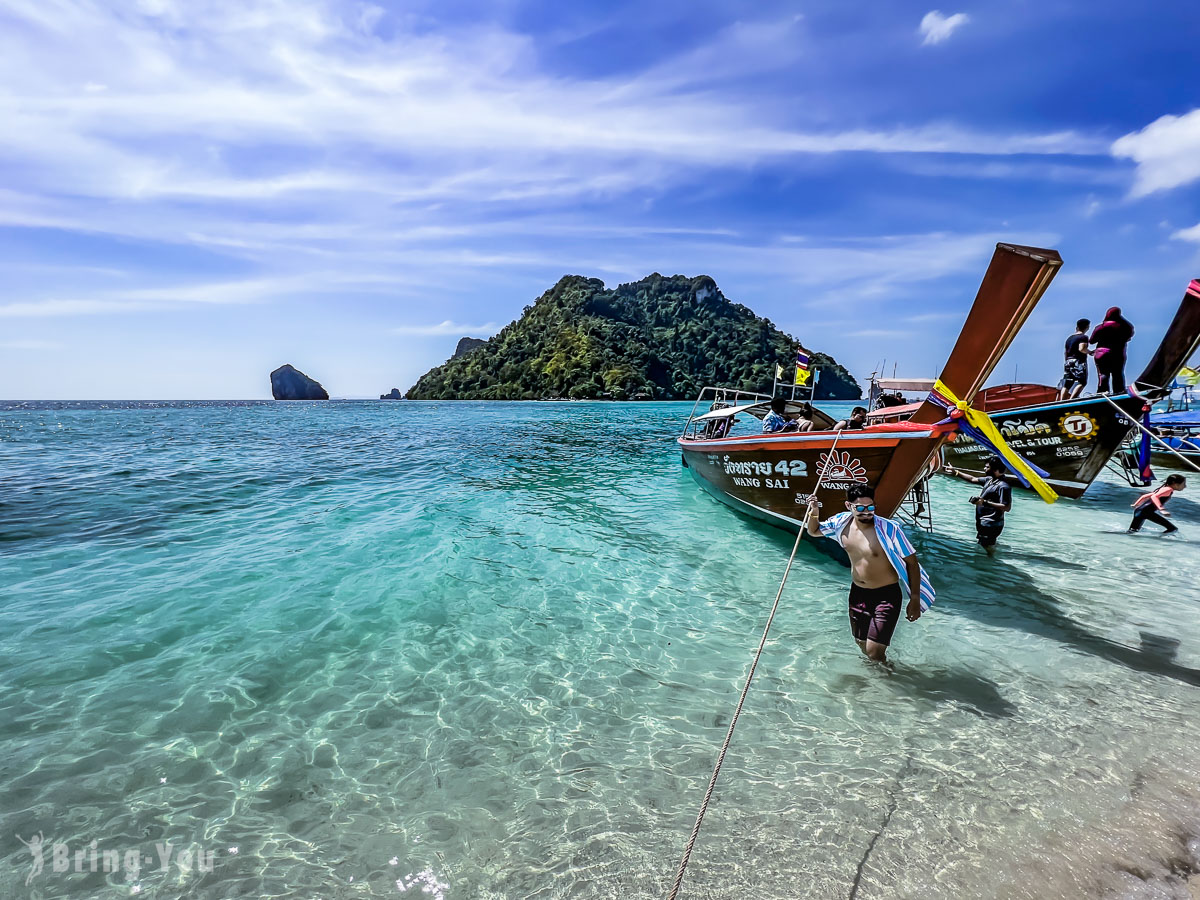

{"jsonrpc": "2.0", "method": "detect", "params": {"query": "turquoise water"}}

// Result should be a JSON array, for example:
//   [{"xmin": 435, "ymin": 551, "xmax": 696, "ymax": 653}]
[{"xmin": 3, "ymin": 400, "xmax": 1200, "ymax": 899}]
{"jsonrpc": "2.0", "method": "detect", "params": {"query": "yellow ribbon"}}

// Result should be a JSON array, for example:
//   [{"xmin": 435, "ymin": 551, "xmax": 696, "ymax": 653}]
[{"xmin": 934, "ymin": 379, "xmax": 1059, "ymax": 504}]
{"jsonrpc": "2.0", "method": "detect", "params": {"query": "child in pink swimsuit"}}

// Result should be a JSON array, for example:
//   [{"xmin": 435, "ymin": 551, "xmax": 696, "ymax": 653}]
[{"xmin": 1129, "ymin": 474, "xmax": 1186, "ymax": 534}]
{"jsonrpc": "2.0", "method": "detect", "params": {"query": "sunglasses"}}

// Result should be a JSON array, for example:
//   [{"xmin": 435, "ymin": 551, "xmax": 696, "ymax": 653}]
[{"xmin": 853, "ymin": 504, "xmax": 876, "ymax": 513}]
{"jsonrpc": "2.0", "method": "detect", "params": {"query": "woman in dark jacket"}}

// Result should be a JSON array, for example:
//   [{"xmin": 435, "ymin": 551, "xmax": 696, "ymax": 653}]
[{"xmin": 1090, "ymin": 307, "xmax": 1135, "ymax": 394}]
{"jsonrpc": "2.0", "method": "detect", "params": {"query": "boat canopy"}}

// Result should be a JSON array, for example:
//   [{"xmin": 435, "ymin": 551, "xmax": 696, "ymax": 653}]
[
  {"xmin": 693, "ymin": 400, "xmax": 837, "ymax": 429},
  {"xmin": 874, "ymin": 378, "xmax": 935, "ymax": 392},
  {"xmin": 692, "ymin": 401, "xmax": 767, "ymax": 421},
  {"xmin": 1151, "ymin": 409, "xmax": 1200, "ymax": 428}
]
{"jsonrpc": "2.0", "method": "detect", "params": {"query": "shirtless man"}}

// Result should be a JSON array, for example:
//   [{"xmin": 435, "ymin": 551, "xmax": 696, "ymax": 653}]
[{"xmin": 805, "ymin": 483, "xmax": 931, "ymax": 661}]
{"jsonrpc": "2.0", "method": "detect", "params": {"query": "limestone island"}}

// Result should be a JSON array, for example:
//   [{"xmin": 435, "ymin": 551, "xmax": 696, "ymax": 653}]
[{"xmin": 271, "ymin": 364, "xmax": 329, "ymax": 400}]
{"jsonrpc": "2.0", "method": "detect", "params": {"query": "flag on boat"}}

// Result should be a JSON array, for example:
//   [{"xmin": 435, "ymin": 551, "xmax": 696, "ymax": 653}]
[
  {"xmin": 795, "ymin": 348, "xmax": 811, "ymax": 386},
  {"xmin": 1179, "ymin": 366, "xmax": 1200, "ymax": 386},
  {"xmin": 775, "ymin": 363, "xmax": 785, "ymax": 381}
]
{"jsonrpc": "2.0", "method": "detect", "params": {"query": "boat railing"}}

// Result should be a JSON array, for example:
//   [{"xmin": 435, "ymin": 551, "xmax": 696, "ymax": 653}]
[{"xmin": 680, "ymin": 386, "xmax": 774, "ymax": 440}]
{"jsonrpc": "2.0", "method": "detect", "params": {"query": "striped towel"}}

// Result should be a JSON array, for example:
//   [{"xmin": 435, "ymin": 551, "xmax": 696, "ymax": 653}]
[{"xmin": 819, "ymin": 512, "xmax": 936, "ymax": 611}]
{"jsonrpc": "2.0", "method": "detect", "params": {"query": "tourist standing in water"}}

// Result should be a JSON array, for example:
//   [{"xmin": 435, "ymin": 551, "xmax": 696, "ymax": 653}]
[
  {"xmin": 1090, "ymin": 307, "xmax": 1135, "ymax": 394},
  {"xmin": 944, "ymin": 456, "xmax": 1013, "ymax": 556},
  {"xmin": 1059, "ymin": 317, "xmax": 1092, "ymax": 400},
  {"xmin": 805, "ymin": 484, "xmax": 933, "ymax": 662}
]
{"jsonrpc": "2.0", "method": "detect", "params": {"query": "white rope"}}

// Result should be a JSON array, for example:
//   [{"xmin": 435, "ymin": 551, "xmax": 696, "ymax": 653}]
[
  {"xmin": 1099, "ymin": 393, "xmax": 1200, "ymax": 475},
  {"xmin": 666, "ymin": 433, "xmax": 842, "ymax": 900}
]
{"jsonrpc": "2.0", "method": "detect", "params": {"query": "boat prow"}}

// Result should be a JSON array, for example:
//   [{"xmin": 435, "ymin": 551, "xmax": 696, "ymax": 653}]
[{"xmin": 679, "ymin": 243, "xmax": 1062, "ymax": 529}]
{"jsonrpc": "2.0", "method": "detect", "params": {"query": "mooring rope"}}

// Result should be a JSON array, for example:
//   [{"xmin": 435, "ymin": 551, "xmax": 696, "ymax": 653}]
[
  {"xmin": 1100, "ymin": 392, "xmax": 1200, "ymax": 475},
  {"xmin": 667, "ymin": 432, "xmax": 842, "ymax": 900}
]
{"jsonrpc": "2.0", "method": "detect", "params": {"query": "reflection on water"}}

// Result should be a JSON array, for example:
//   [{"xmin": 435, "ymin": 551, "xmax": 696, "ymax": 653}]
[{"xmin": 1, "ymin": 400, "xmax": 1199, "ymax": 898}]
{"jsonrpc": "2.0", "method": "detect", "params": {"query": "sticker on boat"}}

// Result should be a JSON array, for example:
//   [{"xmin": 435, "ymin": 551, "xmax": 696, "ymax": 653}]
[
  {"xmin": 1059, "ymin": 412, "xmax": 1097, "ymax": 439},
  {"xmin": 818, "ymin": 450, "xmax": 868, "ymax": 487}
]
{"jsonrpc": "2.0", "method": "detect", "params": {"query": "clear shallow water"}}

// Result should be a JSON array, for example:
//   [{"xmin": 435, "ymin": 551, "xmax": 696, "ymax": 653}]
[{"xmin": 2, "ymin": 400, "xmax": 1200, "ymax": 899}]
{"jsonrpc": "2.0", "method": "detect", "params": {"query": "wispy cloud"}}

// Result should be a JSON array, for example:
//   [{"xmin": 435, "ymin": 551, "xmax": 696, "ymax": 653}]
[
  {"xmin": 919, "ymin": 11, "xmax": 970, "ymax": 45},
  {"xmin": 391, "ymin": 321, "xmax": 500, "ymax": 337},
  {"xmin": 1173, "ymin": 222, "xmax": 1200, "ymax": 243},
  {"xmin": 1112, "ymin": 109, "xmax": 1200, "ymax": 196},
  {"xmin": 0, "ymin": 339, "xmax": 64, "ymax": 350}
]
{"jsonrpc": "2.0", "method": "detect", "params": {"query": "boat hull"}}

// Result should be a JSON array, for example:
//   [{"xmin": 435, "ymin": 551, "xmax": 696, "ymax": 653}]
[
  {"xmin": 940, "ymin": 393, "xmax": 1142, "ymax": 498},
  {"xmin": 679, "ymin": 428, "xmax": 936, "ymax": 529}
]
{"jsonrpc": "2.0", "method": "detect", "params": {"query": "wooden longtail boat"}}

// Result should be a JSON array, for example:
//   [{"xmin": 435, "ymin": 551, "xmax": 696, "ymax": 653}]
[
  {"xmin": 869, "ymin": 279, "xmax": 1200, "ymax": 498},
  {"xmin": 678, "ymin": 243, "xmax": 1062, "ymax": 530}
]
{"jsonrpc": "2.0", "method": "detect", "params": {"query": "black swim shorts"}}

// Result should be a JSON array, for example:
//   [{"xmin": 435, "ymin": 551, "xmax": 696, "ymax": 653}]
[
  {"xmin": 976, "ymin": 523, "xmax": 1004, "ymax": 547},
  {"xmin": 848, "ymin": 582, "xmax": 902, "ymax": 646}
]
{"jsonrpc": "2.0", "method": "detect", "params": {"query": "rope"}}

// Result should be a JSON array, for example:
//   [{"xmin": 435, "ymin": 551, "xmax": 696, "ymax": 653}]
[
  {"xmin": 1099, "ymin": 393, "xmax": 1200, "ymax": 475},
  {"xmin": 666, "ymin": 433, "xmax": 842, "ymax": 900}
]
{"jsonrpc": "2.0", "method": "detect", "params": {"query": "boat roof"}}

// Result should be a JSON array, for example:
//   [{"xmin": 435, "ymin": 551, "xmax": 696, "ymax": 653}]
[
  {"xmin": 874, "ymin": 378, "xmax": 935, "ymax": 392},
  {"xmin": 867, "ymin": 401, "xmax": 923, "ymax": 419},
  {"xmin": 693, "ymin": 401, "xmax": 767, "ymax": 421},
  {"xmin": 693, "ymin": 400, "xmax": 837, "ymax": 429},
  {"xmin": 1152, "ymin": 409, "xmax": 1200, "ymax": 428}
]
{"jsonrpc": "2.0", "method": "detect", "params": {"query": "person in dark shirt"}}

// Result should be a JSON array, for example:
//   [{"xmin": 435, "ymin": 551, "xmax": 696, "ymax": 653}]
[
  {"xmin": 1090, "ymin": 307, "xmax": 1135, "ymax": 394},
  {"xmin": 944, "ymin": 456, "xmax": 1013, "ymax": 556},
  {"xmin": 834, "ymin": 407, "xmax": 868, "ymax": 430},
  {"xmin": 1058, "ymin": 317, "xmax": 1092, "ymax": 400}
]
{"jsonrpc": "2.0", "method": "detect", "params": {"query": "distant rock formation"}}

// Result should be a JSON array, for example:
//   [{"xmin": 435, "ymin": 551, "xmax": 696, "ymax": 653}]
[
  {"xmin": 452, "ymin": 337, "xmax": 487, "ymax": 360},
  {"xmin": 270, "ymin": 364, "xmax": 329, "ymax": 400},
  {"xmin": 380, "ymin": 388, "xmax": 403, "ymax": 400}
]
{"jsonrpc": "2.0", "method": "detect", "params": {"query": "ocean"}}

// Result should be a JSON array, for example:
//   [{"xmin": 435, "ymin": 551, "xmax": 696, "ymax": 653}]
[{"xmin": 2, "ymin": 399, "xmax": 1199, "ymax": 899}]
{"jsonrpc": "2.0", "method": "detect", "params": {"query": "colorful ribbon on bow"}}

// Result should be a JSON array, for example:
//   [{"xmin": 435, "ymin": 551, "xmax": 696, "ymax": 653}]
[{"xmin": 927, "ymin": 379, "xmax": 1059, "ymax": 503}]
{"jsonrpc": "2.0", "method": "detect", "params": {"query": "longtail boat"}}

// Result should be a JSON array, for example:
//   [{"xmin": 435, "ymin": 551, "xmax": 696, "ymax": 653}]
[
  {"xmin": 678, "ymin": 243, "xmax": 1062, "ymax": 529},
  {"xmin": 869, "ymin": 279, "xmax": 1200, "ymax": 498}
]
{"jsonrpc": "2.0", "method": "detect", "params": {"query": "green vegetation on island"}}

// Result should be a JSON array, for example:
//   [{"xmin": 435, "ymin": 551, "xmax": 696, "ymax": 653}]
[{"xmin": 406, "ymin": 273, "xmax": 861, "ymax": 401}]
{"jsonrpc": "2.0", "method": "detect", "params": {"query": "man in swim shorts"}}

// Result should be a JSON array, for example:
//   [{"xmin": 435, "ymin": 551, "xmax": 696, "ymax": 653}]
[{"xmin": 805, "ymin": 484, "xmax": 933, "ymax": 662}]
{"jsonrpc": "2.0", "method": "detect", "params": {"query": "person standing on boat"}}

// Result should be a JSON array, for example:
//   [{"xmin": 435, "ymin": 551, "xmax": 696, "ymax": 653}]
[
  {"xmin": 943, "ymin": 456, "xmax": 1013, "ymax": 556},
  {"xmin": 1128, "ymin": 474, "xmax": 1186, "ymax": 534},
  {"xmin": 804, "ymin": 484, "xmax": 933, "ymax": 662},
  {"xmin": 1089, "ymin": 307, "xmax": 1135, "ymax": 394},
  {"xmin": 1058, "ymin": 317, "xmax": 1092, "ymax": 401}
]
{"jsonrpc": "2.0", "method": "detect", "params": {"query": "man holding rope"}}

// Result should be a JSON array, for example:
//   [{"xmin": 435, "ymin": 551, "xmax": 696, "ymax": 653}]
[{"xmin": 805, "ymin": 484, "xmax": 934, "ymax": 662}]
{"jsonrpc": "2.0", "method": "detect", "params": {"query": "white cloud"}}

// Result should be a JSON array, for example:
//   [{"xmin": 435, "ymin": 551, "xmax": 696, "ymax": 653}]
[
  {"xmin": 1172, "ymin": 222, "xmax": 1200, "ymax": 243},
  {"xmin": 0, "ymin": 339, "xmax": 64, "ymax": 350},
  {"xmin": 919, "ymin": 11, "xmax": 970, "ymax": 45},
  {"xmin": 1112, "ymin": 109, "xmax": 1200, "ymax": 196},
  {"xmin": 391, "ymin": 321, "xmax": 500, "ymax": 337}
]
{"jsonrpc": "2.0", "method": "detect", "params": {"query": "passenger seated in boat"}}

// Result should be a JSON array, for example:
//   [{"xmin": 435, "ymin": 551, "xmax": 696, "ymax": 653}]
[
  {"xmin": 710, "ymin": 416, "xmax": 733, "ymax": 439},
  {"xmin": 762, "ymin": 398, "xmax": 790, "ymax": 433},
  {"xmin": 834, "ymin": 407, "xmax": 868, "ymax": 430},
  {"xmin": 793, "ymin": 402, "xmax": 816, "ymax": 432}
]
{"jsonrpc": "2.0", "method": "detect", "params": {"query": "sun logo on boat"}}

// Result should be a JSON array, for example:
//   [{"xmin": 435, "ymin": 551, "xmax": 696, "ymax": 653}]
[
  {"xmin": 818, "ymin": 450, "xmax": 868, "ymax": 484},
  {"xmin": 1059, "ymin": 412, "xmax": 1097, "ymax": 439}
]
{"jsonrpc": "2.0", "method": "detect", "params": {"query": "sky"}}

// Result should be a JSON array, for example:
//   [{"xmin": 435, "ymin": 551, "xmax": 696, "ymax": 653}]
[{"xmin": 1, "ymin": 0, "xmax": 1199, "ymax": 399}]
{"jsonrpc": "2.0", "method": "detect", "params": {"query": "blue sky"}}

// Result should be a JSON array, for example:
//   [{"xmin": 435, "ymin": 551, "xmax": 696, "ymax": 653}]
[{"xmin": 1, "ymin": 0, "xmax": 1199, "ymax": 398}]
